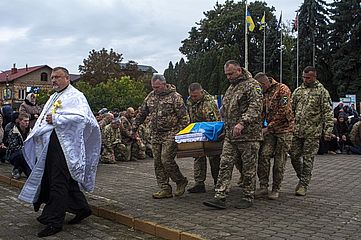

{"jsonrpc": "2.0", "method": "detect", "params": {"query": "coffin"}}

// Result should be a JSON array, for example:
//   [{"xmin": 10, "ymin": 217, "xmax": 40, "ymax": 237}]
[{"xmin": 177, "ymin": 141, "xmax": 223, "ymax": 158}]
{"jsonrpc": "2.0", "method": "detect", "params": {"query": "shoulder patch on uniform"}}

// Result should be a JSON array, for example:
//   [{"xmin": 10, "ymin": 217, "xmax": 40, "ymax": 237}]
[
  {"xmin": 255, "ymin": 86, "xmax": 263, "ymax": 95},
  {"xmin": 280, "ymin": 96, "xmax": 288, "ymax": 105}
]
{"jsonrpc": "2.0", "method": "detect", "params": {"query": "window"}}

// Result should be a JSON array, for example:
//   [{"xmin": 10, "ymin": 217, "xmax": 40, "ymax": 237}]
[
  {"xmin": 41, "ymin": 72, "xmax": 48, "ymax": 81},
  {"xmin": 19, "ymin": 89, "xmax": 26, "ymax": 100}
]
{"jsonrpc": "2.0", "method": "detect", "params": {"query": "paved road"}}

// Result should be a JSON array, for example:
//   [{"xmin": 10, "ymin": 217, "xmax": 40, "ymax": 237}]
[
  {"xmin": 1, "ymin": 154, "xmax": 361, "ymax": 239},
  {"xmin": 0, "ymin": 182, "xmax": 160, "ymax": 240}
]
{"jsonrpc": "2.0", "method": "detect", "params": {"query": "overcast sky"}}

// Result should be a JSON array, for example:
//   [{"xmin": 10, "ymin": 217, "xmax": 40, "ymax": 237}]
[{"xmin": 0, "ymin": 0, "xmax": 306, "ymax": 74}]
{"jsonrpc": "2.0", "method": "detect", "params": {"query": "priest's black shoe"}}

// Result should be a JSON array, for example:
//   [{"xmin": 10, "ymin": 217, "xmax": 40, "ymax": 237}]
[
  {"xmin": 33, "ymin": 202, "xmax": 41, "ymax": 212},
  {"xmin": 37, "ymin": 225, "xmax": 62, "ymax": 238},
  {"xmin": 68, "ymin": 208, "xmax": 92, "ymax": 224}
]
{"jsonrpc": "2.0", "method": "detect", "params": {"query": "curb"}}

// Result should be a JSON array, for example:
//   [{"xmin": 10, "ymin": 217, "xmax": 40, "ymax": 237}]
[{"xmin": 0, "ymin": 174, "xmax": 205, "ymax": 240}]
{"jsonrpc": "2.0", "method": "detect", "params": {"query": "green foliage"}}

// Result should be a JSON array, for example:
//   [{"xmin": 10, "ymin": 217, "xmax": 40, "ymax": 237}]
[
  {"xmin": 75, "ymin": 76, "xmax": 147, "ymax": 112},
  {"xmin": 328, "ymin": 0, "xmax": 361, "ymax": 102},
  {"xmin": 36, "ymin": 88, "xmax": 54, "ymax": 106},
  {"xmin": 165, "ymin": 0, "xmax": 361, "ymax": 102},
  {"xmin": 79, "ymin": 48, "xmax": 123, "ymax": 85},
  {"xmin": 166, "ymin": 0, "xmax": 288, "ymax": 96}
]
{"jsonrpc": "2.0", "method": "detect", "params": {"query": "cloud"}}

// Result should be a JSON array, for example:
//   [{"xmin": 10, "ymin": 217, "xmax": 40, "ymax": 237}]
[
  {"xmin": 0, "ymin": 27, "xmax": 30, "ymax": 43},
  {"xmin": 0, "ymin": 0, "xmax": 311, "ymax": 74}
]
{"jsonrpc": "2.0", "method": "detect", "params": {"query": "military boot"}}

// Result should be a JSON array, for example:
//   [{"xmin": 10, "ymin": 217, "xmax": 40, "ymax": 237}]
[
  {"xmin": 174, "ymin": 178, "xmax": 188, "ymax": 197},
  {"xmin": 187, "ymin": 183, "xmax": 206, "ymax": 193},
  {"xmin": 203, "ymin": 198, "xmax": 226, "ymax": 209},
  {"xmin": 235, "ymin": 198, "xmax": 253, "ymax": 209},
  {"xmin": 152, "ymin": 190, "xmax": 173, "ymax": 199},
  {"xmin": 255, "ymin": 186, "xmax": 268, "ymax": 198},
  {"xmin": 295, "ymin": 185, "xmax": 307, "ymax": 196},
  {"xmin": 268, "ymin": 190, "xmax": 279, "ymax": 200}
]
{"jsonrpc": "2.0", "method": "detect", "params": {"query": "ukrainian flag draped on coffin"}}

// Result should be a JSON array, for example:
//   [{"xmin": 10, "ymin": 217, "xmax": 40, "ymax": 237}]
[{"xmin": 177, "ymin": 122, "xmax": 224, "ymax": 141}]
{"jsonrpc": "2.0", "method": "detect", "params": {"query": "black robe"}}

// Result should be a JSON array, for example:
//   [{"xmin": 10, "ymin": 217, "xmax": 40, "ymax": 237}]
[{"xmin": 35, "ymin": 131, "xmax": 90, "ymax": 228}]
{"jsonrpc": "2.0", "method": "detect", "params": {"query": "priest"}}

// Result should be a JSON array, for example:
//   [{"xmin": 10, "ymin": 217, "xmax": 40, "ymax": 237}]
[{"xmin": 19, "ymin": 67, "xmax": 101, "ymax": 238}]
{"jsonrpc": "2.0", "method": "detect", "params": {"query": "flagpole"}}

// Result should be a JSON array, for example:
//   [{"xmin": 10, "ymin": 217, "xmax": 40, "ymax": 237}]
[
  {"xmin": 296, "ymin": 13, "xmax": 299, "ymax": 87},
  {"xmin": 245, "ymin": 1, "xmax": 248, "ymax": 70},
  {"xmin": 280, "ymin": 13, "xmax": 283, "ymax": 83},
  {"xmin": 263, "ymin": 11, "xmax": 266, "ymax": 73}
]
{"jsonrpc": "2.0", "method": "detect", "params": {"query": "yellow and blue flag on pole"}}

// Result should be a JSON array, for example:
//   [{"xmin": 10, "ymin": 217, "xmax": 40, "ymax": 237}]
[
  {"xmin": 246, "ymin": 10, "xmax": 255, "ymax": 32},
  {"xmin": 259, "ymin": 12, "xmax": 265, "ymax": 31}
]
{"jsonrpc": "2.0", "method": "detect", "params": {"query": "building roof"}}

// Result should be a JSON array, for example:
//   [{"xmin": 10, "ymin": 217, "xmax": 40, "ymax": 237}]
[
  {"xmin": 0, "ymin": 65, "xmax": 52, "ymax": 83},
  {"xmin": 0, "ymin": 65, "xmax": 81, "ymax": 83},
  {"xmin": 120, "ymin": 63, "xmax": 158, "ymax": 73},
  {"xmin": 70, "ymin": 74, "xmax": 81, "ymax": 82}
]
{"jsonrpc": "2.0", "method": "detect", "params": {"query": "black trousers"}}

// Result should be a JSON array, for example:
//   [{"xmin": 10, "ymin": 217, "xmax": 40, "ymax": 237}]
[
  {"xmin": 10, "ymin": 152, "xmax": 31, "ymax": 176},
  {"xmin": 36, "ymin": 131, "xmax": 90, "ymax": 228}
]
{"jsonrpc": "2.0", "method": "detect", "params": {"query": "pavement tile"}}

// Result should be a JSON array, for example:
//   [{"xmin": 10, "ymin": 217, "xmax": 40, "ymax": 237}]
[{"xmin": 1, "ymin": 154, "xmax": 361, "ymax": 239}]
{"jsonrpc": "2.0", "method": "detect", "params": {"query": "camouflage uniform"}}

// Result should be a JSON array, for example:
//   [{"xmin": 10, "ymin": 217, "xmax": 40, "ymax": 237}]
[
  {"xmin": 215, "ymin": 68, "xmax": 263, "ymax": 201},
  {"xmin": 101, "ymin": 124, "xmax": 128, "ymax": 163},
  {"xmin": 138, "ymin": 121, "xmax": 153, "ymax": 157},
  {"xmin": 187, "ymin": 90, "xmax": 221, "ymax": 186},
  {"xmin": 120, "ymin": 115, "xmax": 134, "ymax": 161},
  {"xmin": 349, "ymin": 121, "xmax": 361, "ymax": 154},
  {"xmin": 133, "ymin": 84, "xmax": 189, "ymax": 192},
  {"xmin": 258, "ymin": 79, "xmax": 295, "ymax": 192},
  {"xmin": 131, "ymin": 138, "xmax": 146, "ymax": 160},
  {"xmin": 290, "ymin": 80, "xmax": 333, "ymax": 189}
]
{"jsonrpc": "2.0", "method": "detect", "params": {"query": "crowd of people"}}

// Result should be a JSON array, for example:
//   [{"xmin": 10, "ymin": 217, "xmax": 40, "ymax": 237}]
[
  {"xmin": 0, "ymin": 63, "xmax": 360, "ymax": 237},
  {"xmin": 318, "ymin": 101, "xmax": 360, "ymax": 155}
]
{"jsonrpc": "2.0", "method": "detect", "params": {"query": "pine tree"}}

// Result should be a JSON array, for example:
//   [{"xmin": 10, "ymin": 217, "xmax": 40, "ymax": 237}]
[{"xmin": 328, "ymin": 0, "xmax": 361, "ymax": 102}]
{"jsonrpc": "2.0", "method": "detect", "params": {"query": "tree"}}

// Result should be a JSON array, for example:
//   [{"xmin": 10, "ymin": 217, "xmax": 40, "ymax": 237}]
[
  {"xmin": 164, "ymin": 61, "xmax": 176, "ymax": 85},
  {"xmin": 75, "ymin": 76, "xmax": 147, "ymax": 112},
  {"xmin": 166, "ymin": 0, "xmax": 283, "ymax": 96},
  {"xmin": 298, "ymin": 0, "xmax": 330, "ymax": 67},
  {"xmin": 79, "ymin": 48, "xmax": 123, "ymax": 85},
  {"xmin": 120, "ymin": 60, "xmax": 145, "ymax": 80},
  {"xmin": 328, "ymin": 0, "xmax": 361, "ymax": 102},
  {"xmin": 36, "ymin": 89, "xmax": 54, "ymax": 106}
]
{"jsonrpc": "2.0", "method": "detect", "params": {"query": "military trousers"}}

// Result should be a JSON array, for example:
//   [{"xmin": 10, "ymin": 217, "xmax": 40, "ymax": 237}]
[
  {"xmin": 101, "ymin": 143, "xmax": 128, "ymax": 163},
  {"xmin": 193, "ymin": 155, "xmax": 220, "ymax": 186},
  {"xmin": 290, "ymin": 136, "xmax": 320, "ymax": 188},
  {"xmin": 215, "ymin": 139, "xmax": 260, "ymax": 201},
  {"xmin": 152, "ymin": 139, "xmax": 186, "ymax": 191},
  {"xmin": 258, "ymin": 132, "xmax": 293, "ymax": 191}
]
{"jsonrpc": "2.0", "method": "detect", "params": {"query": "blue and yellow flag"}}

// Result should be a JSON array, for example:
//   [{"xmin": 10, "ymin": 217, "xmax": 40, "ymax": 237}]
[
  {"xmin": 246, "ymin": 10, "xmax": 255, "ymax": 32},
  {"xmin": 259, "ymin": 12, "xmax": 265, "ymax": 31},
  {"xmin": 177, "ymin": 122, "xmax": 224, "ymax": 141}
]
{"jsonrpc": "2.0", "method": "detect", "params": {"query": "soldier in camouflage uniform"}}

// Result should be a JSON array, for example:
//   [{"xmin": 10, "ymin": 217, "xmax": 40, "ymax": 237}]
[
  {"xmin": 186, "ymin": 82, "xmax": 221, "ymax": 193},
  {"xmin": 290, "ymin": 66, "xmax": 334, "ymax": 196},
  {"xmin": 98, "ymin": 112, "xmax": 114, "ymax": 132},
  {"xmin": 101, "ymin": 118, "xmax": 128, "ymax": 163},
  {"xmin": 123, "ymin": 108, "xmax": 147, "ymax": 160},
  {"xmin": 120, "ymin": 107, "xmax": 138, "ymax": 161},
  {"xmin": 133, "ymin": 74, "xmax": 190, "ymax": 199},
  {"xmin": 349, "ymin": 121, "xmax": 361, "ymax": 154},
  {"xmin": 203, "ymin": 60, "xmax": 263, "ymax": 209},
  {"xmin": 254, "ymin": 73, "xmax": 295, "ymax": 200},
  {"xmin": 138, "ymin": 117, "xmax": 153, "ymax": 157}
]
